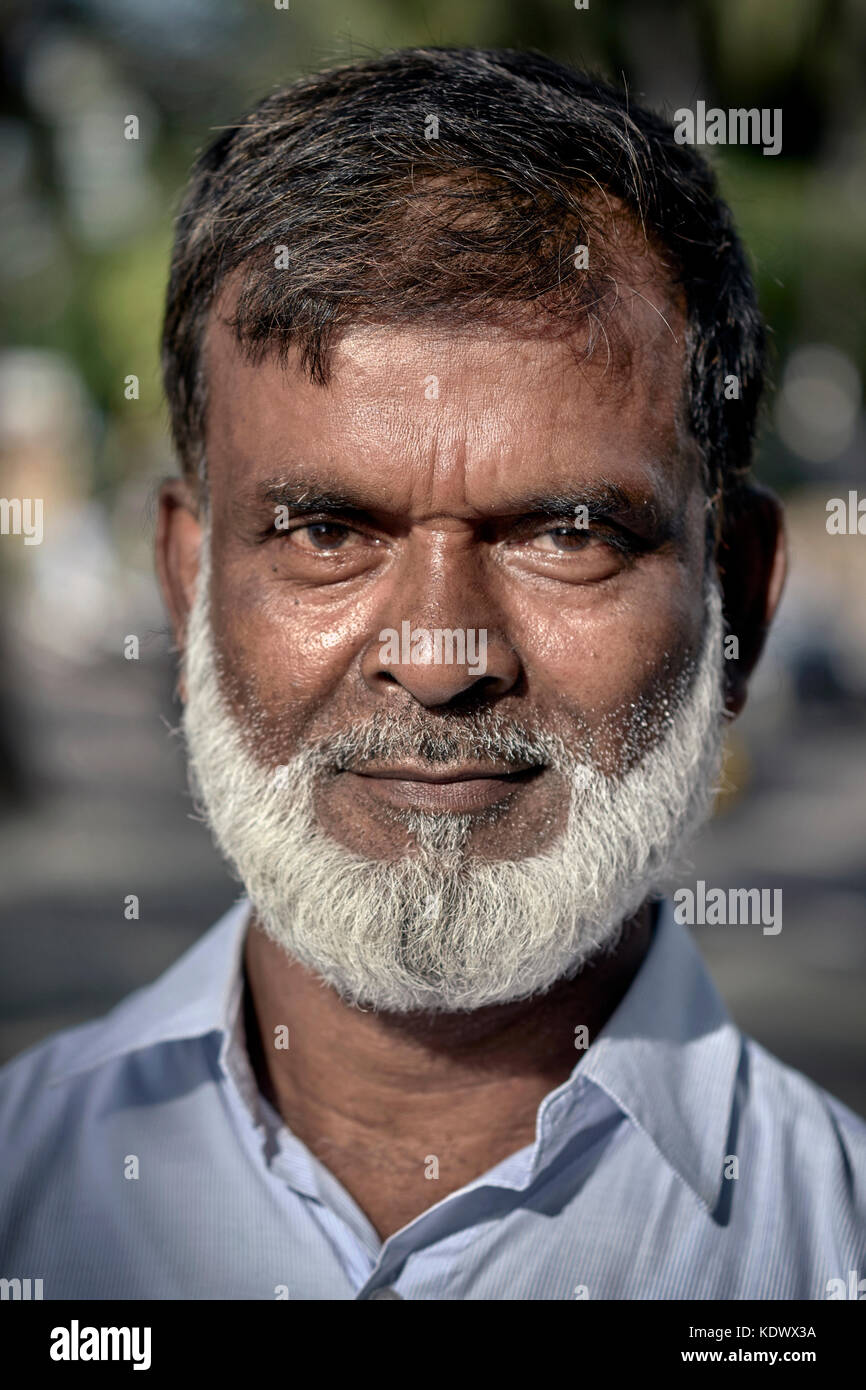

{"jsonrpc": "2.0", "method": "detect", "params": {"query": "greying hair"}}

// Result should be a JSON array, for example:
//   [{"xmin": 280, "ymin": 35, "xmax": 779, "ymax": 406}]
[{"xmin": 161, "ymin": 46, "xmax": 766, "ymax": 510}]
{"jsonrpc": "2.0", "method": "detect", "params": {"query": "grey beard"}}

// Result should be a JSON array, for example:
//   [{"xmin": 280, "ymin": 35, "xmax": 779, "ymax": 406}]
[{"xmin": 181, "ymin": 537, "xmax": 726, "ymax": 1013}]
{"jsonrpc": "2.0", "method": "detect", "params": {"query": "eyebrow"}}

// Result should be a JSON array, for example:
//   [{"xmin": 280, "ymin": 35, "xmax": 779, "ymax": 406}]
[
  {"xmin": 256, "ymin": 475, "xmax": 664, "ymax": 518},
  {"xmin": 257, "ymin": 480, "xmax": 378, "ymax": 521},
  {"xmin": 505, "ymin": 484, "xmax": 659, "ymax": 526}
]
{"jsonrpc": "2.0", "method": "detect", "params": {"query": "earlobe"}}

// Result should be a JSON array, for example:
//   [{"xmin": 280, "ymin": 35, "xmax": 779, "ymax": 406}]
[
  {"xmin": 722, "ymin": 664, "xmax": 748, "ymax": 719},
  {"xmin": 155, "ymin": 479, "xmax": 204, "ymax": 694}
]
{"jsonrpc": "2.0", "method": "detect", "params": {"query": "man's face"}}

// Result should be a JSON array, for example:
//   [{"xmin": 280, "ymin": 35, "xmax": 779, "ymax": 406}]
[
  {"xmin": 198, "ymin": 294, "xmax": 710, "ymax": 867},
  {"xmin": 164, "ymin": 279, "xmax": 750, "ymax": 1012}
]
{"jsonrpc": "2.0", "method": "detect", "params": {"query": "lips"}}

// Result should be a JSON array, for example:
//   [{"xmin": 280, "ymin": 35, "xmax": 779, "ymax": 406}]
[
  {"xmin": 352, "ymin": 762, "xmax": 536, "ymax": 783},
  {"xmin": 345, "ymin": 762, "xmax": 543, "ymax": 811}
]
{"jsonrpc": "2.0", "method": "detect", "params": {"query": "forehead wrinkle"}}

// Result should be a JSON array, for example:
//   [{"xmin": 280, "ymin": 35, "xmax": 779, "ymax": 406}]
[
  {"xmin": 211, "ymin": 318, "xmax": 697, "ymax": 523},
  {"xmin": 416, "ymin": 425, "xmax": 472, "ymax": 516}
]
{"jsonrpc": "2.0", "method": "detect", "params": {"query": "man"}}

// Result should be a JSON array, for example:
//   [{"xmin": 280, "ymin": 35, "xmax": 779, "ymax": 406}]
[{"xmin": 0, "ymin": 47, "xmax": 863, "ymax": 1301}]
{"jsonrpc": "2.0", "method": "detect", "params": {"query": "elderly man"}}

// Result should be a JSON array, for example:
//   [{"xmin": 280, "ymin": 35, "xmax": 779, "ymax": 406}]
[{"xmin": 0, "ymin": 47, "xmax": 863, "ymax": 1302}]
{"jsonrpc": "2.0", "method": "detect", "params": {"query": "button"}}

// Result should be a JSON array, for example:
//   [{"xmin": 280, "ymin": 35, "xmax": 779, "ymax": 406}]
[{"xmin": 366, "ymin": 1287, "xmax": 403, "ymax": 1299}]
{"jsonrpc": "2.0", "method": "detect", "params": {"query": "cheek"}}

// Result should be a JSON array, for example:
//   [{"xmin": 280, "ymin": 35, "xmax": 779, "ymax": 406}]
[
  {"xmin": 209, "ymin": 569, "xmax": 368, "ymax": 734},
  {"xmin": 516, "ymin": 568, "xmax": 706, "ymax": 717}
]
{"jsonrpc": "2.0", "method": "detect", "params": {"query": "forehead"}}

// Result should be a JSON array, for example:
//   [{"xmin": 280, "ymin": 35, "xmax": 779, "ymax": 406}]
[{"xmin": 202, "ymin": 282, "xmax": 695, "ymax": 515}]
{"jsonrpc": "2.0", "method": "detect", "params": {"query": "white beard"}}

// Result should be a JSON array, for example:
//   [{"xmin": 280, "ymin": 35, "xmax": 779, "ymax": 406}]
[{"xmin": 181, "ymin": 534, "xmax": 726, "ymax": 1013}]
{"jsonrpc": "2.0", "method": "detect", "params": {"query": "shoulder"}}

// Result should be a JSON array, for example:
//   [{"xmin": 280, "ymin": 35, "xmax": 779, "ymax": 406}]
[
  {"xmin": 738, "ymin": 1035, "xmax": 866, "ymax": 1253},
  {"xmin": 0, "ymin": 1012, "xmax": 154, "ymax": 1199},
  {"xmin": 742, "ymin": 1034, "xmax": 866, "ymax": 1156},
  {"xmin": 0, "ymin": 903, "xmax": 249, "ymax": 1179},
  {"xmin": 0, "ymin": 1016, "xmax": 116, "ymax": 1132},
  {"xmin": 0, "ymin": 990, "xmax": 225, "ymax": 1293}
]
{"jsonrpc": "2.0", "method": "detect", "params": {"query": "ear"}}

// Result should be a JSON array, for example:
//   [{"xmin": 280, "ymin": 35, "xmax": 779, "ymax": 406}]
[
  {"xmin": 715, "ymin": 483, "xmax": 787, "ymax": 718},
  {"xmin": 155, "ymin": 477, "xmax": 204, "ymax": 702}
]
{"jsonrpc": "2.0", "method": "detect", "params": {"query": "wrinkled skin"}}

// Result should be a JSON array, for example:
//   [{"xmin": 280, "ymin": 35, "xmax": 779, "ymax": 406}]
[{"xmin": 157, "ymin": 284, "xmax": 786, "ymax": 1240}]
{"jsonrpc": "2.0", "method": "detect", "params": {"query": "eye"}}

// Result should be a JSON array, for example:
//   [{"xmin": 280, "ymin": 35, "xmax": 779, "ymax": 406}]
[
  {"xmin": 287, "ymin": 522, "xmax": 357, "ymax": 552},
  {"xmin": 531, "ymin": 526, "xmax": 598, "ymax": 552},
  {"xmin": 507, "ymin": 521, "xmax": 634, "ymax": 584}
]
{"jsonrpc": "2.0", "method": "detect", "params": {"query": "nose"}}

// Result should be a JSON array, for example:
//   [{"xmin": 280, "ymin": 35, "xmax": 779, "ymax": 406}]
[{"xmin": 360, "ymin": 562, "xmax": 520, "ymax": 708}]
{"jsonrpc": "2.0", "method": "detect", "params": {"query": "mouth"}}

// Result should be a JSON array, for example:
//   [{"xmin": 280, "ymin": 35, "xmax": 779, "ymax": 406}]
[{"xmin": 345, "ymin": 762, "xmax": 545, "ymax": 811}]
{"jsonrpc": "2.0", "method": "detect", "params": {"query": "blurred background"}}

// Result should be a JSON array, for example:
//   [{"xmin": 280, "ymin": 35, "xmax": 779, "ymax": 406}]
[{"xmin": 0, "ymin": 0, "xmax": 864, "ymax": 1114}]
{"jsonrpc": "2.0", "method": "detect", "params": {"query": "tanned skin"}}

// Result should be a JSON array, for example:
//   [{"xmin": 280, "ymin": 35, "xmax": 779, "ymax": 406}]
[{"xmin": 157, "ymin": 269, "xmax": 786, "ymax": 1240}]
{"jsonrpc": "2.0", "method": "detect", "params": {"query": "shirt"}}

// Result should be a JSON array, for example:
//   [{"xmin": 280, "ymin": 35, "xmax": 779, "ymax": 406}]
[{"xmin": 0, "ymin": 898, "xmax": 863, "ymax": 1300}]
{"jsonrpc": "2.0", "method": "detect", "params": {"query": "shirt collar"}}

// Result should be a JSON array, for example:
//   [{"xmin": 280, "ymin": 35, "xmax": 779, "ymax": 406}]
[
  {"xmin": 574, "ymin": 900, "xmax": 742, "ymax": 1213},
  {"xmin": 48, "ymin": 895, "xmax": 741, "ymax": 1212}
]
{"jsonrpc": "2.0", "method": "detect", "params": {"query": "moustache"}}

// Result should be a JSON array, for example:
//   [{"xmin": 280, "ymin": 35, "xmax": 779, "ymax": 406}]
[{"xmin": 296, "ymin": 709, "xmax": 576, "ymax": 773}]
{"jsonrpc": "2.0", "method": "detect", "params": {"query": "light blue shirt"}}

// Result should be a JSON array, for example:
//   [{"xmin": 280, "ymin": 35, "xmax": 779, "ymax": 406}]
[{"xmin": 1, "ymin": 899, "xmax": 863, "ymax": 1300}]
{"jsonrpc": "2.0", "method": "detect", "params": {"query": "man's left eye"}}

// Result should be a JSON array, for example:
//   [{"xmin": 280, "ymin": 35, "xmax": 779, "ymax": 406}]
[
  {"xmin": 532, "ymin": 527, "xmax": 597, "ymax": 552},
  {"xmin": 289, "ymin": 523, "xmax": 355, "ymax": 551}
]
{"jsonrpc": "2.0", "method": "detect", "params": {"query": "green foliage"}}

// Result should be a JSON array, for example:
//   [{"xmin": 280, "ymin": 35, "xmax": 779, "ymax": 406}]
[{"xmin": 2, "ymin": 0, "xmax": 863, "ymax": 498}]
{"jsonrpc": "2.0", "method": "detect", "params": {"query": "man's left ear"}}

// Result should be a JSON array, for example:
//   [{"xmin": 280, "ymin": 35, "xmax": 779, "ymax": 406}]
[{"xmin": 715, "ymin": 483, "xmax": 787, "ymax": 718}]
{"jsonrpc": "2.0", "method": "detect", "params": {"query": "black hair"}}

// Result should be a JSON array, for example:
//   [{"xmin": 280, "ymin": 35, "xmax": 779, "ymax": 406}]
[{"xmin": 162, "ymin": 46, "xmax": 765, "ymax": 507}]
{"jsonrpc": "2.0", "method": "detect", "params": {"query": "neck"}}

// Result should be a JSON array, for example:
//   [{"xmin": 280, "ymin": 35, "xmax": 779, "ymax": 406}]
[{"xmin": 243, "ymin": 903, "xmax": 654, "ymax": 1240}]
